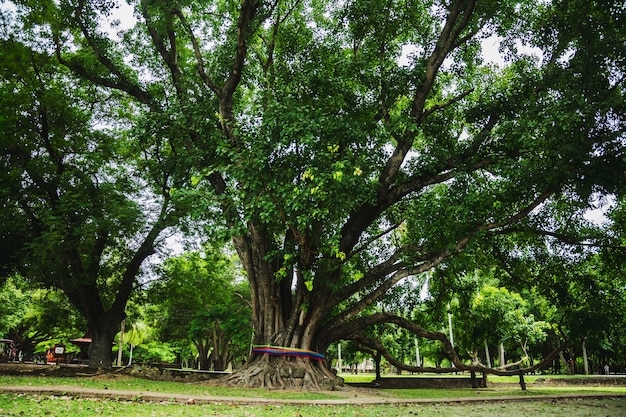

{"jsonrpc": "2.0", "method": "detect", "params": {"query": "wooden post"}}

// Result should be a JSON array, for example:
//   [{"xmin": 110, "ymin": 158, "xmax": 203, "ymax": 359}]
[
  {"xmin": 471, "ymin": 371, "xmax": 478, "ymax": 388},
  {"xmin": 519, "ymin": 370, "xmax": 527, "ymax": 390}
]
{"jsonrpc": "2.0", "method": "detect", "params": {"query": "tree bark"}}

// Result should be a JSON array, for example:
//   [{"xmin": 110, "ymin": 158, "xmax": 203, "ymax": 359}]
[
  {"xmin": 582, "ymin": 339, "xmax": 589, "ymax": 375},
  {"xmin": 88, "ymin": 321, "xmax": 118, "ymax": 369},
  {"xmin": 196, "ymin": 341, "xmax": 211, "ymax": 371},
  {"xmin": 128, "ymin": 345, "xmax": 134, "ymax": 366}
]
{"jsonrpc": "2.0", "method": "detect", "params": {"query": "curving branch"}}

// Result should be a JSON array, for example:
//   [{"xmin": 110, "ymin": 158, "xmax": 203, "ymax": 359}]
[
  {"xmin": 340, "ymin": 115, "xmax": 500, "ymax": 259},
  {"xmin": 411, "ymin": 0, "xmax": 477, "ymax": 121},
  {"xmin": 256, "ymin": 0, "xmax": 299, "ymax": 77},
  {"xmin": 174, "ymin": 9, "xmax": 219, "ymax": 94},
  {"xmin": 327, "ymin": 188, "xmax": 555, "ymax": 342},
  {"xmin": 140, "ymin": 0, "xmax": 186, "ymax": 100},
  {"xmin": 421, "ymin": 88, "xmax": 475, "ymax": 121},
  {"xmin": 376, "ymin": 0, "xmax": 477, "ymax": 206},
  {"xmin": 477, "ymin": 190, "xmax": 554, "ymax": 232},
  {"xmin": 54, "ymin": 1, "xmax": 155, "ymax": 107},
  {"xmin": 344, "ymin": 312, "xmax": 573, "ymax": 378},
  {"xmin": 220, "ymin": 0, "xmax": 260, "ymax": 101}
]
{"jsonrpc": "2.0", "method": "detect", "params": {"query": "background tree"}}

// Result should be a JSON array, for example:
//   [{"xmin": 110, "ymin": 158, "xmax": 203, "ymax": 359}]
[
  {"xmin": 4, "ymin": 0, "xmax": 625, "ymax": 388},
  {"xmin": 0, "ymin": 276, "xmax": 30, "ymax": 342},
  {"xmin": 465, "ymin": 285, "xmax": 549, "ymax": 369},
  {"xmin": 120, "ymin": 322, "xmax": 148, "ymax": 366},
  {"xmin": 149, "ymin": 245, "xmax": 251, "ymax": 371},
  {"xmin": 124, "ymin": 301, "xmax": 180, "ymax": 365},
  {"xmin": 0, "ymin": 275, "xmax": 85, "ymax": 361},
  {"xmin": 0, "ymin": 25, "xmax": 188, "ymax": 367}
]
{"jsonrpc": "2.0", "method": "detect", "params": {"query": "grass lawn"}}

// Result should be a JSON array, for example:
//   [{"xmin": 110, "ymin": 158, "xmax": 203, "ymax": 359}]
[
  {"xmin": 0, "ymin": 374, "xmax": 343, "ymax": 400},
  {"xmin": 1, "ymin": 393, "xmax": 626, "ymax": 417},
  {"xmin": 1, "ymin": 372, "xmax": 625, "ymax": 416},
  {"xmin": 341, "ymin": 372, "xmax": 626, "ymax": 399}
]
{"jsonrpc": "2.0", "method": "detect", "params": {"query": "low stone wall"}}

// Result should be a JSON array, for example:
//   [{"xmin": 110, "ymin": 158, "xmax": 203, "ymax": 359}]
[
  {"xmin": 349, "ymin": 375, "xmax": 490, "ymax": 389},
  {"xmin": 534, "ymin": 376, "xmax": 626, "ymax": 386}
]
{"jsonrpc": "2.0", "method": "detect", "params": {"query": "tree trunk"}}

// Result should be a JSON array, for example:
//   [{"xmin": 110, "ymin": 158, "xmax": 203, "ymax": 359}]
[
  {"xmin": 498, "ymin": 342, "xmax": 505, "ymax": 368},
  {"xmin": 222, "ymin": 280, "xmax": 342, "ymax": 389},
  {"xmin": 211, "ymin": 325, "xmax": 232, "ymax": 371},
  {"xmin": 213, "ymin": 353, "xmax": 229, "ymax": 372},
  {"xmin": 226, "ymin": 353, "xmax": 340, "ymax": 390},
  {"xmin": 558, "ymin": 351, "xmax": 567, "ymax": 373},
  {"xmin": 484, "ymin": 340, "xmax": 492, "ymax": 368},
  {"xmin": 88, "ymin": 323, "xmax": 117, "ymax": 369},
  {"xmin": 221, "ymin": 231, "xmax": 344, "ymax": 390},
  {"xmin": 116, "ymin": 319, "xmax": 125, "ymax": 367},
  {"xmin": 582, "ymin": 339, "xmax": 589, "ymax": 375},
  {"xmin": 196, "ymin": 343, "xmax": 211, "ymax": 371},
  {"xmin": 374, "ymin": 352, "xmax": 382, "ymax": 381}
]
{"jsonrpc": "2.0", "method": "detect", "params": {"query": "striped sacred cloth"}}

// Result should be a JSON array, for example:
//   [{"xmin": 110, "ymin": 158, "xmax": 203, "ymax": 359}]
[{"xmin": 252, "ymin": 345, "xmax": 325, "ymax": 361}]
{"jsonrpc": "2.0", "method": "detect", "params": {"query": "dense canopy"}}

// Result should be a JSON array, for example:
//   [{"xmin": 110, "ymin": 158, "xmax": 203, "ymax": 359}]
[{"xmin": 1, "ymin": 0, "xmax": 625, "ymax": 388}]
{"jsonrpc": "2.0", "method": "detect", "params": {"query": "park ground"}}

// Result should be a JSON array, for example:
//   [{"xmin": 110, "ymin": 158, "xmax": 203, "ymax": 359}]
[{"xmin": 1, "ymin": 363, "xmax": 625, "ymax": 416}]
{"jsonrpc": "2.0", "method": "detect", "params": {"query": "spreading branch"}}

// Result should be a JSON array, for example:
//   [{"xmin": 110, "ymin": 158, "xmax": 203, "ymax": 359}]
[{"xmin": 346, "ymin": 312, "xmax": 573, "ymax": 377}]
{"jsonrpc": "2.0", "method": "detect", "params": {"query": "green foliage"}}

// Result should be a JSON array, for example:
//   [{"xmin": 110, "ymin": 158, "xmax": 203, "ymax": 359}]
[
  {"xmin": 0, "ymin": 5, "xmax": 197, "ymax": 366},
  {"xmin": 0, "ymin": 275, "xmax": 85, "ymax": 356},
  {"xmin": 469, "ymin": 285, "xmax": 549, "ymax": 349},
  {"xmin": 130, "ymin": 340, "xmax": 178, "ymax": 364},
  {"xmin": 148, "ymin": 244, "xmax": 251, "ymax": 369},
  {"xmin": 0, "ymin": 276, "xmax": 31, "ymax": 339},
  {"xmin": 3, "ymin": 0, "xmax": 626, "ymax": 381}
]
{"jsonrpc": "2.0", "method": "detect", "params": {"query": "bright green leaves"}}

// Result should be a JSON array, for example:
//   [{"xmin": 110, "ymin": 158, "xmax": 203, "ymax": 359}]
[
  {"xmin": 148, "ymin": 244, "xmax": 251, "ymax": 370},
  {"xmin": 229, "ymin": 17, "xmax": 384, "ymax": 250},
  {"xmin": 0, "ymin": 274, "xmax": 86, "ymax": 353},
  {"xmin": 330, "ymin": 245, "xmax": 347, "ymax": 261},
  {"xmin": 470, "ymin": 285, "xmax": 549, "ymax": 347}
]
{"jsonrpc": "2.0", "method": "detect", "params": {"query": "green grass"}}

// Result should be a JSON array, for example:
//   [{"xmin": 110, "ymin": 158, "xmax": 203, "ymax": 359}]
[
  {"xmin": 0, "ymin": 375, "xmax": 344, "ymax": 400},
  {"xmin": 1, "ymin": 373, "xmax": 625, "ymax": 417},
  {"xmin": 340, "ymin": 372, "xmax": 626, "ymax": 398},
  {"xmin": 1, "ymin": 393, "xmax": 626, "ymax": 417},
  {"xmin": 2, "ymin": 373, "xmax": 625, "ymax": 401},
  {"xmin": 341, "ymin": 373, "xmax": 376, "ymax": 383}
]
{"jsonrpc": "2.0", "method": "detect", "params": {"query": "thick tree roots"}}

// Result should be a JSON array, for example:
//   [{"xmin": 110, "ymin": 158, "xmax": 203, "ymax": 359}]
[{"xmin": 224, "ymin": 355, "xmax": 343, "ymax": 390}]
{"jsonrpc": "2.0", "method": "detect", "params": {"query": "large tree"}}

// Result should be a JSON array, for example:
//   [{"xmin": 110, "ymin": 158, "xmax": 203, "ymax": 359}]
[
  {"xmin": 4, "ymin": 0, "xmax": 625, "ymax": 387},
  {"xmin": 0, "ymin": 18, "xmax": 187, "ymax": 366}
]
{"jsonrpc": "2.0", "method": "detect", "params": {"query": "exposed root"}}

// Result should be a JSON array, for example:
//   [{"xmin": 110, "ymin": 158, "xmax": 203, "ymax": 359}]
[{"xmin": 224, "ymin": 355, "xmax": 343, "ymax": 390}]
